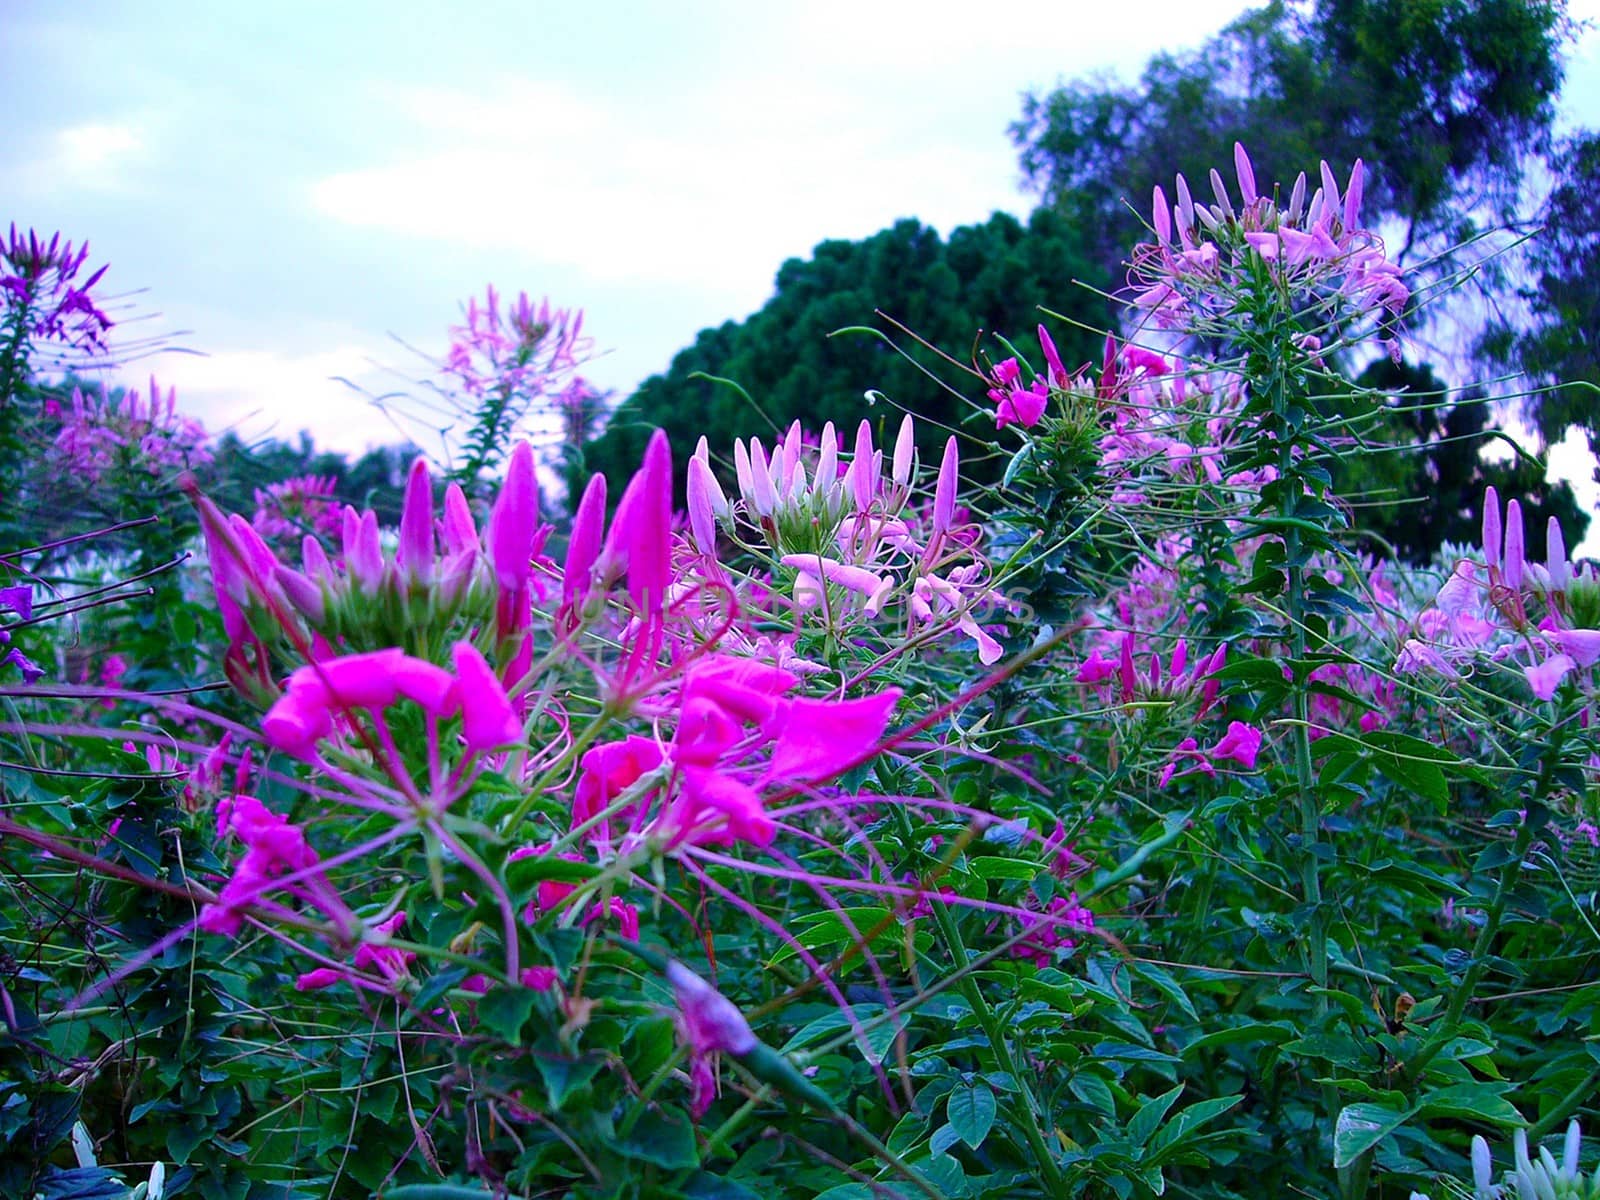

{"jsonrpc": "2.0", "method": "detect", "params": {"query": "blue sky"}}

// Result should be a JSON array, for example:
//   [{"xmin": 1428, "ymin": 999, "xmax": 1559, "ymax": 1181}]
[{"xmin": 4, "ymin": 0, "xmax": 1599, "ymax": 509}]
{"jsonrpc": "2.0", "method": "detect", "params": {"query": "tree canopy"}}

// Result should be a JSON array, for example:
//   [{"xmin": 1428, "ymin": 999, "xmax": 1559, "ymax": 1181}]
[
  {"xmin": 581, "ymin": 210, "xmax": 1105, "ymax": 495},
  {"xmin": 1010, "ymin": 0, "xmax": 1571, "ymax": 292}
]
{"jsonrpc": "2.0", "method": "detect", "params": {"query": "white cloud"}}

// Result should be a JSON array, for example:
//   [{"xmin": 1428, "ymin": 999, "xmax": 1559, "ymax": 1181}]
[
  {"xmin": 156, "ymin": 344, "xmax": 401, "ymax": 455},
  {"xmin": 24, "ymin": 121, "xmax": 151, "ymax": 194},
  {"xmin": 308, "ymin": 77, "xmax": 1020, "ymax": 296}
]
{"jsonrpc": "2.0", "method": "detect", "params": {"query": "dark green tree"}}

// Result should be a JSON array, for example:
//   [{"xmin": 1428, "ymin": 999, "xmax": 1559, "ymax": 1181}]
[{"xmin": 583, "ymin": 209, "xmax": 1103, "ymax": 496}]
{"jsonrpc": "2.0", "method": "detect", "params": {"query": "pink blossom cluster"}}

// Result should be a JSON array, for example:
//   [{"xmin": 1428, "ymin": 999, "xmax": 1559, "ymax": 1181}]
[
  {"xmin": 1399, "ymin": 487, "xmax": 1600, "ymax": 701},
  {"xmin": 261, "ymin": 642, "xmax": 520, "ymax": 764},
  {"xmin": 51, "ymin": 379, "xmax": 211, "ymax": 482},
  {"xmin": 251, "ymin": 475, "xmax": 343, "ymax": 544},
  {"xmin": 688, "ymin": 416, "xmax": 1010, "ymax": 664},
  {"xmin": 1092, "ymin": 343, "xmax": 1278, "ymax": 508},
  {"xmin": 1012, "ymin": 892, "xmax": 1095, "ymax": 967},
  {"xmin": 568, "ymin": 655, "xmax": 900, "ymax": 855},
  {"xmin": 1131, "ymin": 143, "xmax": 1409, "ymax": 337},
  {"xmin": 195, "ymin": 448, "xmax": 548, "ymax": 702},
  {"xmin": 443, "ymin": 285, "xmax": 591, "ymax": 402},
  {"xmin": 1, "ymin": 225, "xmax": 112, "ymax": 353}
]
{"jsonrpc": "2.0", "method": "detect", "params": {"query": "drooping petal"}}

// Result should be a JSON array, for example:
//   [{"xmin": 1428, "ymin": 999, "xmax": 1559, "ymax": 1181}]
[
  {"xmin": 452, "ymin": 641, "xmax": 522, "ymax": 751},
  {"xmin": 765, "ymin": 690, "xmax": 900, "ymax": 784}
]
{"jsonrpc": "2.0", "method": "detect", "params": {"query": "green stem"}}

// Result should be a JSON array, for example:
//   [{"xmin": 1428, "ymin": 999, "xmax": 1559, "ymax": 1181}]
[
  {"xmin": 1527, "ymin": 1066, "xmax": 1600, "ymax": 1140},
  {"xmin": 928, "ymin": 901, "xmax": 1068, "ymax": 1198},
  {"xmin": 1405, "ymin": 821, "xmax": 1534, "ymax": 1086}
]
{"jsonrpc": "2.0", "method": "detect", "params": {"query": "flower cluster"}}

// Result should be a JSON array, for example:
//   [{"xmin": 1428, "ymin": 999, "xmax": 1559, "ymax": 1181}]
[
  {"xmin": 443, "ymin": 285, "xmax": 590, "ymax": 402},
  {"xmin": 1399, "ymin": 486, "xmax": 1600, "ymax": 701},
  {"xmin": 51, "ymin": 378, "xmax": 211, "ymax": 481},
  {"xmin": 251, "ymin": 475, "xmax": 343, "ymax": 545},
  {"xmin": 1, "ymin": 225, "xmax": 112, "ymax": 354},
  {"xmin": 688, "ymin": 417, "xmax": 1010, "ymax": 663},
  {"xmin": 1131, "ymin": 143, "xmax": 1408, "ymax": 340}
]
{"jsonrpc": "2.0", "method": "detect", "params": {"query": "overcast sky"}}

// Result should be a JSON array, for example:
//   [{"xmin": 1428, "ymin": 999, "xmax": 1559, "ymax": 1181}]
[{"xmin": 4, "ymin": 0, "xmax": 1599, "ymax": 537}]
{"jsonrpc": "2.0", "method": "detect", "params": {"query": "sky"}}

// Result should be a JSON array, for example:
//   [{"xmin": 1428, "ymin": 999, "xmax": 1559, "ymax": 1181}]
[{"xmin": 3, "ymin": 0, "xmax": 1599, "ymax": 540}]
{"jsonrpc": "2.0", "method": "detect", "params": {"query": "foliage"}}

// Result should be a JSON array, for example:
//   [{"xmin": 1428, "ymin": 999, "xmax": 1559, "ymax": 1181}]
[
  {"xmin": 3, "ymin": 133, "xmax": 1599, "ymax": 1200},
  {"xmin": 582, "ymin": 210, "xmax": 1104, "ymax": 499},
  {"xmin": 1480, "ymin": 129, "xmax": 1600, "ymax": 450}
]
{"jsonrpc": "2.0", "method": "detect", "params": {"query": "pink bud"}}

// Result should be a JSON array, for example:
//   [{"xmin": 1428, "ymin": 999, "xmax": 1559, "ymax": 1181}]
[
  {"xmin": 441, "ymin": 483, "xmax": 480, "ymax": 556},
  {"xmin": 274, "ymin": 564, "xmax": 325, "ymax": 623},
  {"xmin": 932, "ymin": 436, "xmax": 958, "ymax": 534},
  {"xmin": 1038, "ymin": 324, "xmax": 1068, "ymax": 388},
  {"xmin": 687, "ymin": 456, "xmax": 723, "ymax": 556},
  {"xmin": 1482, "ymin": 486, "xmax": 1502, "ymax": 571},
  {"xmin": 853, "ymin": 420, "xmax": 875, "ymax": 510},
  {"xmin": 301, "ymin": 535, "xmax": 332, "ymax": 583},
  {"xmin": 891, "ymin": 416, "xmax": 914, "ymax": 487},
  {"xmin": 563, "ymin": 472, "xmax": 607, "ymax": 609},
  {"xmin": 345, "ymin": 509, "xmax": 385, "ymax": 595},
  {"xmin": 818, "ymin": 422, "xmax": 839, "ymax": 488},
  {"xmin": 604, "ymin": 429, "xmax": 673, "ymax": 613},
  {"xmin": 1233, "ymin": 142, "xmax": 1257, "ymax": 206},
  {"xmin": 1504, "ymin": 499, "xmax": 1525, "ymax": 591},
  {"xmin": 1319, "ymin": 160, "xmax": 1342, "ymax": 220},
  {"xmin": 1119, "ymin": 633, "xmax": 1136, "ymax": 704},
  {"xmin": 1547, "ymin": 516, "xmax": 1570, "ymax": 592},
  {"xmin": 398, "ymin": 457, "xmax": 435, "ymax": 588},
  {"xmin": 1152, "ymin": 184, "xmax": 1172, "ymax": 245},
  {"xmin": 747, "ymin": 438, "xmax": 777, "ymax": 516},
  {"xmin": 1209, "ymin": 168, "xmax": 1234, "ymax": 218},
  {"xmin": 1343, "ymin": 159, "xmax": 1364, "ymax": 230},
  {"xmin": 487, "ymin": 442, "xmax": 537, "ymax": 591},
  {"xmin": 1288, "ymin": 171, "xmax": 1307, "ymax": 222}
]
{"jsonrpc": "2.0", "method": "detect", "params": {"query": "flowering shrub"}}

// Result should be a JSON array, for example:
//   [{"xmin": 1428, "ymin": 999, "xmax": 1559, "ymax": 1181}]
[{"xmin": 1, "ymin": 146, "xmax": 1597, "ymax": 1200}]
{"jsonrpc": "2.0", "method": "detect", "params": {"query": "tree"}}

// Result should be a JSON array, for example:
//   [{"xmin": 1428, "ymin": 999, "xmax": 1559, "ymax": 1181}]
[
  {"xmin": 582, "ymin": 209, "xmax": 1104, "ymax": 497},
  {"xmin": 1333, "ymin": 358, "xmax": 1588, "ymax": 564},
  {"xmin": 1480, "ymin": 129, "xmax": 1600, "ymax": 454},
  {"xmin": 1011, "ymin": 0, "xmax": 1571, "ymax": 295}
]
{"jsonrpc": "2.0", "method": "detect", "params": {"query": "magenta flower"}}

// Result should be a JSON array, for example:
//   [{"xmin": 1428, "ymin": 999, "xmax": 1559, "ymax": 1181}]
[
  {"xmin": 451, "ymin": 641, "xmax": 522, "ymax": 751},
  {"xmin": 295, "ymin": 911, "xmax": 416, "ymax": 994},
  {"xmin": 993, "ymin": 377, "xmax": 1049, "ymax": 430},
  {"xmin": 666, "ymin": 959, "xmax": 757, "ymax": 1118},
  {"xmin": 1207, "ymin": 721, "xmax": 1263, "ymax": 770}
]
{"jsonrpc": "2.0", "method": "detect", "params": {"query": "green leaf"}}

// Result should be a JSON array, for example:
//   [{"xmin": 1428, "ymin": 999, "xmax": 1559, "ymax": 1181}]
[
  {"xmin": 535, "ymin": 1054, "xmax": 604, "ymax": 1109},
  {"xmin": 1127, "ymin": 1085, "xmax": 1183, "ymax": 1147},
  {"xmin": 1413, "ymin": 1082, "xmax": 1523, "ymax": 1127},
  {"xmin": 1133, "ymin": 962, "xmax": 1198, "ymax": 1021},
  {"xmin": 1333, "ymin": 1102, "xmax": 1413, "ymax": 1169},
  {"xmin": 1147, "ymin": 1094, "xmax": 1244, "ymax": 1160},
  {"xmin": 946, "ymin": 1080, "xmax": 997, "ymax": 1149},
  {"xmin": 477, "ymin": 986, "xmax": 539, "ymax": 1045},
  {"xmin": 617, "ymin": 1106, "xmax": 700, "ymax": 1169}
]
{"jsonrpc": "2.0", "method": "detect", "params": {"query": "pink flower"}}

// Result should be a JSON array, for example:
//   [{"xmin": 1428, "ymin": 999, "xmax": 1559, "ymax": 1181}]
[
  {"xmin": 1551, "ymin": 629, "xmax": 1600, "ymax": 668},
  {"xmin": 993, "ymin": 379, "xmax": 1049, "ymax": 430},
  {"xmin": 1525, "ymin": 653, "xmax": 1574, "ymax": 701},
  {"xmin": 667, "ymin": 960, "xmax": 757, "ymax": 1118},
  {"xmin": 1207, "ymin": 722, "xmax": 1263, "ymax": 770},
  {"xmin": 451, "ymin": 641, "xmax": 522, "ymax": 751}
]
